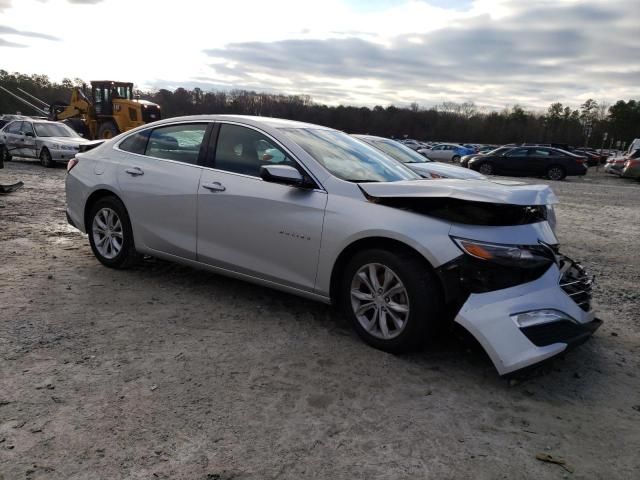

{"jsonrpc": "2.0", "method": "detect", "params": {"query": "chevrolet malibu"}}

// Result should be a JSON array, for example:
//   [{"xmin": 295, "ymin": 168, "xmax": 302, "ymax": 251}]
[{"xmin": 65, "ymin": 115, "xmax": 601, "ymax": 375}]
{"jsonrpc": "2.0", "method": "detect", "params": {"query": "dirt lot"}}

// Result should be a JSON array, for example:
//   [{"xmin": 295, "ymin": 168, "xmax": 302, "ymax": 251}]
[{"xmin": 1, "ymin": 159, "xmax": 639, "ymax": 479}]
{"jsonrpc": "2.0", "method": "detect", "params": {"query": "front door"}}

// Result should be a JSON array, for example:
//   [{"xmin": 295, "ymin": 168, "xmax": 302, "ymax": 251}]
[
  {"xmin": 20, "ymin": 121, "xmax": 37, "ymax": 159},
  {"xmin": 116, "ymin": 122, "xmax": 210, "ymax": 259},
  {"xmin": 197, "ymin": 123, "xmax": 327, "ymax": 292},
  {"xmin": 2, "ymin": 121, "xmax": 23, "ymax": 157}
]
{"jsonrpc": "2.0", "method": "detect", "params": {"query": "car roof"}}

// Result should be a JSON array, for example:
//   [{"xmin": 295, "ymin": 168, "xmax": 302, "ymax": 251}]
[{"xmin": 146, "ymin": 114, "xmax": 335, "ymax": 131}]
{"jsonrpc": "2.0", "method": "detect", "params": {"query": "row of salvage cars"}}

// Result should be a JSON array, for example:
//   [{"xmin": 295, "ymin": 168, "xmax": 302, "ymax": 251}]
[{"xmin": 61, "ymin": 115, "xmax": 601, "ymax": 376}]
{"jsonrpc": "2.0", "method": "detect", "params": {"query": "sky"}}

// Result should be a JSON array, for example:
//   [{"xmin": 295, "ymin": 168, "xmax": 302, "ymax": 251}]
[{"xmin": 0, "ymin": 0, "xmax": 638, "ymax": 110}]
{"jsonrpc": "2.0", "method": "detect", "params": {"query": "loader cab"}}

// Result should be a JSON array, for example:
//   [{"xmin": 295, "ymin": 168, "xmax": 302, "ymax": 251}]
[{"xmin": 90, "ymin": 81, "xmax": 133, "ymax": 116}]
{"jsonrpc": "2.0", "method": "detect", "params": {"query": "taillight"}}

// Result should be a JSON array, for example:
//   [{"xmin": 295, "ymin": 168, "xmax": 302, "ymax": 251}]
[
  {"xmin": 575, "ymin": 157, "xmax": 586, "ymax": 164},
  {"xmin": 67, "ymin": 157, "xmax": 79, "ymax": 172}
]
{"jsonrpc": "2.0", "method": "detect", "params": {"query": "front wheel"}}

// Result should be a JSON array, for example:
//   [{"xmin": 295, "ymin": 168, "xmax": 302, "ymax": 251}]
[
  {"xmin": 341, "ymin": 249, "xmax": 443, "ymax": 353},
  {"xmin": 97, "ymin": 121, "xmax": 119, "ymax": 139},
  {"xmin": 88, "ymin": 196, "xmax": 140, "ymax": 269},
  {"xmin": 39, "ymin": 148, "xmax": 54, "ymax": 168},
  {"xmin": 452, "ymin": 155, "xmax": 461, "ymax": 163}
]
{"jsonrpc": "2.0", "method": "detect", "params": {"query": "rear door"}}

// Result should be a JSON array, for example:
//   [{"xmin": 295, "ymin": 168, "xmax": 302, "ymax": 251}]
[
  {"xmin": 500, "ymin": 147, "xmax": 530, "ymax": 174},
  {"xmin": 527, "ymin": 148, "xmax": 554, "ymax": 175},
  {"xmin": 20, "ymin": 121, "xmax": 37, "ymax": 159},
  {"xmin": 2, "ymin": 121, "xmax": 23, "ymax": 157},
  {"xmin": 197, "ymin": 122, "xmax": 327, "ymax": 292},
  {"xmin": 116, "ymin": 122, "xmax": 210, "ymax": 260}
]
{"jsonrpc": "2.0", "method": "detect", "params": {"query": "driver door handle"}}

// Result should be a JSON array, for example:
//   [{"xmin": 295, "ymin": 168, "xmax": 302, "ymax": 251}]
[
  {"xmin": 202, "ymin": 182, "xmax": 226, "ymax": 192},
  {"xmin": 125, "ymin": 167, "xmax": 144, "ymax": 176}
]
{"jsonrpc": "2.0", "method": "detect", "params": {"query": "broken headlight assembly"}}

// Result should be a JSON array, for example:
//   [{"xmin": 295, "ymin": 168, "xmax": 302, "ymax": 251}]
[{"xmin": 451, "ymin": 237, "xmax": 554, "ymax": 269}]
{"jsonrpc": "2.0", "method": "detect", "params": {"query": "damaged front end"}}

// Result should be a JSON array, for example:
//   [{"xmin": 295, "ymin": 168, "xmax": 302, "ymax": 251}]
[{"xmin": 359, "ymin": 180, "xmax": 600, "ymax": 375}]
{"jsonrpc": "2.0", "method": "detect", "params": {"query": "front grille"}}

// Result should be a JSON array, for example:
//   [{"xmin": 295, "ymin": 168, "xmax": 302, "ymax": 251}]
[{"xmin": 559, "ymin": 257, "xmax": 593, "ymax": 311}]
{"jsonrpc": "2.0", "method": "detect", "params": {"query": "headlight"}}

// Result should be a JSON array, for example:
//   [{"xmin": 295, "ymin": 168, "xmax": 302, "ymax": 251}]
[
  {"xmin": 60, "ymin": 145, "xmax": 76, "ymax": 151},
  {"xmin": 50, "ymin": 143, "xmax": 60, "ymax": 149},
  {"xmin": 451, "ymin": 237, "xmax": 554, "ymax": 269}
]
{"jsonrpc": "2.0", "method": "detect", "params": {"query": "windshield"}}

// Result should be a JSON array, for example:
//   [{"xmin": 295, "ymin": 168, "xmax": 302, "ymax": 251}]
[
  {"xmin": 362, "ymin": 137, "xmax": 432, "ymax": 164},
  {"xmin": 34, "ymin": 123, "xmax": 78, "ymax": 138},
  {"xmin": 281, "ymin": 128, "xmax": 420, "ymax": 182}
]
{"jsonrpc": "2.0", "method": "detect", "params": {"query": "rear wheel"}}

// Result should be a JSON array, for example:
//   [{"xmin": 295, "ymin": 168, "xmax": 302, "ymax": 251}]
[
  {"xmin": 340, "ymin": 248, "xmax": 443, "ymax": 353},
  {"xmin": 88, "ymin": 196, "xmax": 140, "ymax": 269},
  {"xmin": 546, "ymin": 165, "xmax": 566, "ymax": 181},
  {"xmin": 478, "ymin": 162, "xmax": 494, "ymax": 175},
  {"xmin": 452, "ymin": 155, "xmax": 461, "ymax": 163},
  {"xmin": 97, "ymin": 121, "xmax": 119, "ymax": 139},
  {"xmin": 39, "ymin": 148, "xmax": 54, "ymax": 168}
]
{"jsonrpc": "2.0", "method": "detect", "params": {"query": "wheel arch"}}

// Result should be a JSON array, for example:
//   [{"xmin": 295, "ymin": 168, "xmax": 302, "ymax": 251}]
[{"xmin": 328, "ymin": 236, "xmax": 441, "ymax": 304}]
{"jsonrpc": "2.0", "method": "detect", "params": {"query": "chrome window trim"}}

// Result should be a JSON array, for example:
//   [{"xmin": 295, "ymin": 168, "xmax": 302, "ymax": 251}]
[{"xmin": 113, "ymin": 119, "xmax": 327, "ymax": 193}]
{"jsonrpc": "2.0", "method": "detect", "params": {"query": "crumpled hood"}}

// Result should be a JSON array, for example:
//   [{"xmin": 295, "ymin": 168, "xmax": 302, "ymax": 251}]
[
  {"xmin": 409, "ymin": 162, "xmax": 487, "ymax": 180},
  {"xmin": 359, "ymin": 178, "xmax": 558, "ymax": 205}
]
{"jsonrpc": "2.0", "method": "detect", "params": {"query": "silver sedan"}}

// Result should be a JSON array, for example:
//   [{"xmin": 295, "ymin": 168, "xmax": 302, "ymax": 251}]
[
  {"xmin": 0, "ymin": 119, "xmax": 91, "ymax": 167},
  {"xmin": 65, "ymin": 115, "xmax": 600, "ymax": 375}
]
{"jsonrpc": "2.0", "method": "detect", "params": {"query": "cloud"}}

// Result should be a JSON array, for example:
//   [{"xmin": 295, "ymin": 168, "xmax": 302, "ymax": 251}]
[
  {"xmin": 0, "ymin": 25, "xmax": 60, "ymax": 41},
  {"xmin": 0, "ymin": 37, "xmax": 25, "ymax": 48},
  {"xmin": 201, "ymin": 0, "xmax": 640, "ymax": 108},
  {"xmin": 0, "ymin": 0, "xmax": 104, "ymax": 11}
]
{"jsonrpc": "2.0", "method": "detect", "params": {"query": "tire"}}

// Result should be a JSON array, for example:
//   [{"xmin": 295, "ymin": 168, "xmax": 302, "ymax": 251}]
[
  {"xmin": 87, "ymin": 196, "xmax": 140, "ymax": 269},
  {"xmin": 340, "ymin": 248, "xmax": 443, "ymax": 353},
  {"xmin": 0, "ymin": 145, "xmax": 11, "ymax": 163},
  {"xmin": 97, "ymin": 121, "xmax": 119, "ymax": 139},
  {"xmin": 478, "ymin": 162, "xmax": 494, "ymax": 175},
  {"xmin": 452, "ymin": 155, "xmax": 461, "ymax": 163},
  {"xmin": 546, "ymin": 165, "xmax": 566, "ymax": 181},
  {"xmin": 39, "ymin": 148, "xmax": 54, "ymax": 168}
]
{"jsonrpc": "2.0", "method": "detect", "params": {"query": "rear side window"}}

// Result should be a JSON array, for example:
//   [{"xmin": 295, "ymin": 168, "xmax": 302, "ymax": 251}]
[
  {"xmin": 507, "ymin": 148, "xmax": 529, "ymax": 157},
  {"xmin": 119, "ymin": 129, "xmax": 151, "ymax": 155},
  {"xmin": 5, "ymin": 121, "xmax": 22, "ymax": 134},
  {"xmin": 144, "ymin": 124, "xmax": 207, "ymax": 164},
  {"xmin": 530, "ymin": 149, "xmax": 552, "ymax": 156}
]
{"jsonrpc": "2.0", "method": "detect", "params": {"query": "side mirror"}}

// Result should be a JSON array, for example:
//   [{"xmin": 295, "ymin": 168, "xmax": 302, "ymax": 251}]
[
  {"xmin": 260, "ymin": 164, "xmax": 304, "ymax": 187},
  {"xmin": 25, "ymin": 132, "xmax": 34, "ymax": 137}
]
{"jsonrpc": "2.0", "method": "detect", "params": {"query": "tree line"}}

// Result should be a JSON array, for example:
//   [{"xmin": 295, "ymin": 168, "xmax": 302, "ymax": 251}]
[{"xmin": 2, "ymin": 71, "xmax": 639, "ymax": 148}]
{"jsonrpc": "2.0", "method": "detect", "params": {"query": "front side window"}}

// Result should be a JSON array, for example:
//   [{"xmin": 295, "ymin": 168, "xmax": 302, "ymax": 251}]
[
  {"xmin": 281, "ymin": 128, "xmax": 420, "ymax": 183},
  {"xmin": 145, "ymin": 123, "xmax": 207, "ymax": 164},
  {"xmin": 20, "ymin": 122, "xmax": 35, "ymax": 136},
  {"xmin": 215, "ymin": 124, "xmax": 294, "ymax": 176}
]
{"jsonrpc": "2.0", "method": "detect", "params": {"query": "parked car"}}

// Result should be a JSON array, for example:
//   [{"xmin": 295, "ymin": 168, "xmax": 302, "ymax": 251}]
[
  {"xmin": 621, "ymin": 149, "xmax": 640, "ymax": 179},
  {"xmin": 460, "ymin": 146, "xmax": 514, "ymax": 168},
  {"xmin": 0, "ymin": 119, "xmax": 91, "ymax": 167},
  {"xmin": 468, "ymin": 146, "xmax": 588, "ymax": 180},
  {"xmin": 353, "ymin": 135, "xmax": 487, "ymax": 180},
  {"xmin": 66, "ymin": 115, "xmax": 600, "ymax": 376},
  {"xmin": 399, "ymin": 139, "xmax": 426, "ymax": 151},
  {"xmin": 418, "ymin": 143, "xmax": 474, "ymax": 162},
  {"xmin": 573, "ymin": 149, "xmax": 602, "ymax": 167},
  {"xmin": 603, "ymin": 156, "xmax": 626, "ymax": 175}
]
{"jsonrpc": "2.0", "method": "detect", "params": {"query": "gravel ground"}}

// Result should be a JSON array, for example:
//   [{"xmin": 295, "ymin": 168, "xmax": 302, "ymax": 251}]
[{"xmin": 1, "ymin": 159, "xmax": 639, "ymax": 480}]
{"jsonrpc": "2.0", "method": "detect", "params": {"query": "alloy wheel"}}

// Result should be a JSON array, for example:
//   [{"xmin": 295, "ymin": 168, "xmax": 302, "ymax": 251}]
[
  {"xmin": 92, "ymin": 207, "xmax": 123, "ymax": 259},
  {"xmin": 548, "ymin": 167, "xmax": 563, "ymax": 180},
  {"xmin": 350, "ymin": 263, "xmax": 410, "ymax": 340}
]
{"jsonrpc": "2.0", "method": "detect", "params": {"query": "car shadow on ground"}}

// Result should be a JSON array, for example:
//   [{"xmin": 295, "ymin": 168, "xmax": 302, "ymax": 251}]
[{"xmin": 112, "ymin": 255, "xmax": 605, "ymax": 393}]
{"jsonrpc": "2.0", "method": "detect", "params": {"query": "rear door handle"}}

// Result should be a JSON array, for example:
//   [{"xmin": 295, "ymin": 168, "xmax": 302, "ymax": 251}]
[
  {"xmin": 125, "ymin": 167, "xmax": 144, "ymax": 176},
  {"xmin": 202, "ymin": 181, "xmax": 226, "ymax": 192}
]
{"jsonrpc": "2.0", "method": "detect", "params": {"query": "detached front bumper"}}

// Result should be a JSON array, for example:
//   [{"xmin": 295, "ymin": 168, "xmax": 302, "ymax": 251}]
[{"xmin": 454, "ymin": 258, "xmax": 601, "ymax": 375}]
